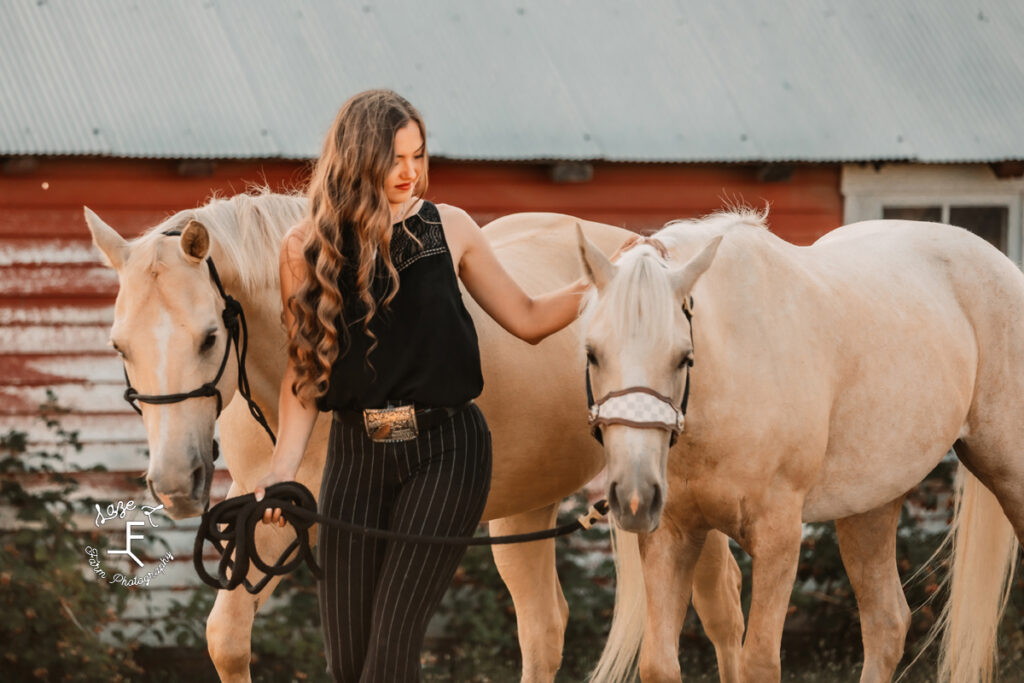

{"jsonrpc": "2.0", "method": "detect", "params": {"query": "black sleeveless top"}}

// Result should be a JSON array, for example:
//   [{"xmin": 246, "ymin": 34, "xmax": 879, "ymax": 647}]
[{"xmin": 315, "ymin": 201, "xmax": 484, "ymax": 411}]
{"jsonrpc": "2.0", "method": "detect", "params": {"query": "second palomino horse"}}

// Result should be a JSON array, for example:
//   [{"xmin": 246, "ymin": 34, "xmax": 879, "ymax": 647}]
[
  {"xmin": 84, "ymin": 191, "xmax": 745, "ymax": 682},
  {"xmin": 579, "ymin": 211, "xmax": 1023, "ymax": 683}
]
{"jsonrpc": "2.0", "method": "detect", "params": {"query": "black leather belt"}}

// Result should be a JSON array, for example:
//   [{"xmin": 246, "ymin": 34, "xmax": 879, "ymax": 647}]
[{"xmin": 333, "ymin": 401, "xmax": 472, "ymax": 439}]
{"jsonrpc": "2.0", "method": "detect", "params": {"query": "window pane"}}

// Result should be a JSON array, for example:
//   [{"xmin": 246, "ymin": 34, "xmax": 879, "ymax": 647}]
[
  {"xmin": 949, "ymin": 205, "xmax": 1008, "ymax": 252},
  {"xmin": 882, "ymin": 206, "xmax": 942, "ymax": 222}
]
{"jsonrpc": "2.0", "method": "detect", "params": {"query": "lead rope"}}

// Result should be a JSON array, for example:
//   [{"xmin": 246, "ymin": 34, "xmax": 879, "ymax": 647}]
[{"xmin": 194, "ymin": 481, "xmax": 609, "ymax": 593}]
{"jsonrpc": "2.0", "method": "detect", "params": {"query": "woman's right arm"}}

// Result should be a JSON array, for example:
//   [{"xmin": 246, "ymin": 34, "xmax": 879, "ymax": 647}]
[{"xmin": 255, "ymin": 223, "xmax": 319, "ymax": 525}]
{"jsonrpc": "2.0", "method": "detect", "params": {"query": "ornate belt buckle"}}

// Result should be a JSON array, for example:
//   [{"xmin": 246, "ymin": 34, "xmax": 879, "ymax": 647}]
[{"xmin": 363, "ymin": 404, "xmax": 418, "ymax": 442}]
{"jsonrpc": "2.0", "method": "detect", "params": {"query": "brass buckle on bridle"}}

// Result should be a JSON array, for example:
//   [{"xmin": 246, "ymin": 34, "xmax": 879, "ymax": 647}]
[{"xmin": 363, "ymin": 404, "xmax": 419, "ymax": 442}]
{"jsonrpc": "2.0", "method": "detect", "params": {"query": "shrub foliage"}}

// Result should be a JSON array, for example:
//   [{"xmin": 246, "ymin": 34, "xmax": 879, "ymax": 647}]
[{"xmin": 0, "ymin": 393, "xmax": 143, "ymax": 681}]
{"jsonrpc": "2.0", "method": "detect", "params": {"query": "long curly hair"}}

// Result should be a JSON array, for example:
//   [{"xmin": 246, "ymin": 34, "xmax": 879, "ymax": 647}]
[{"xmin": 288, "ymin": 89, "xmax": 428, "ymax": 402}]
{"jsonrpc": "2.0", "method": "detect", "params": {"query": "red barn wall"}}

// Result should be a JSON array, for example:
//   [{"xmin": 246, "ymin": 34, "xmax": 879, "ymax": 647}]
[{"xmin": 435, "ymin": 161, "xmax": 842, "ymax": 244}]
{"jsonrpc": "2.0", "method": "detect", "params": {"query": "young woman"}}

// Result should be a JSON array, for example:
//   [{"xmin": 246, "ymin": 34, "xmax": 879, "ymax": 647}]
[{"xmin": 253, "ymin": 89, "xmax": 630, "ymax": 681}]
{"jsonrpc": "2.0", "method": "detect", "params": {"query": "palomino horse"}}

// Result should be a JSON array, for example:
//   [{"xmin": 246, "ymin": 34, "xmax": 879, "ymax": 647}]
[
  {"xmin": 579, "ymin": 211, "xmax": 1024, "ymax": 683},
  {"xmin": 83, "ymin": 191, "xmax": 745, "ymax": 682}
]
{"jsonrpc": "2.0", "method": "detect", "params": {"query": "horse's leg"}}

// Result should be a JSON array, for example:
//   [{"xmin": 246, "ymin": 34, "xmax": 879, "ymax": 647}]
[
  {"xmin": 490, "ymin": 503, "xmax": 567, "ymax": 683},
  {"xmin": 835, "ymin": 497, "xmax": 910, "ymax": 683},
  {"xmin": 691, "ymin": 529, "xmax": 744, "ymax": 683},
  {"xmin": 636, "ymin": 525, "xmax": 706, "ymax": 682},
  {"xmin": 739, "ymin": 502, "xmax": 803, "ymax": 683},
  {"xmin": 206, "ymin": 480, "xmax": 309, "ymax": 683}
]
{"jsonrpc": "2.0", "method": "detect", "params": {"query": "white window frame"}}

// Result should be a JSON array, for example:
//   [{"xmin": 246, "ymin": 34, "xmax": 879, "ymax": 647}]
[{"xmin": 841, "ymin": 164, "xmax": 1024, "ymax": 265}]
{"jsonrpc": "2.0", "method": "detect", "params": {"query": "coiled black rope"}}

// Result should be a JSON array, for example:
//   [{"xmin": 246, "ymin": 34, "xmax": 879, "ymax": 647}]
[{"xmin": 194, "ymin": 481, "xmax": 609, "ymax": 594}]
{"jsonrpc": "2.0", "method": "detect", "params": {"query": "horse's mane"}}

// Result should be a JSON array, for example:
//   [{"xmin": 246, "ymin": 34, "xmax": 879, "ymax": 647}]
[
  {"xmin": 134, "ymin": 187, "xmax": 308, "ymax": 296},
  {"xmin": 656, "ymin": 207, "xmax": 768, "ymax": 250}
]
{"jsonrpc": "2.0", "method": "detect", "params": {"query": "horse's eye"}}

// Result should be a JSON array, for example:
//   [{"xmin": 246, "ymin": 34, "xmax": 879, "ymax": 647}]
[
  {"xmin": 200, "ymin": 332, "xmax": 217, "ymax": 353},
  {"xmin": 586, "ymin": 348, "xmax": 599, "ymax": 367}
]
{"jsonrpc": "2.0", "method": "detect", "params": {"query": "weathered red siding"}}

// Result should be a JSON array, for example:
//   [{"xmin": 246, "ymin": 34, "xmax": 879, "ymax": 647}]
[{"xmin": 432, "ymin": 161, "xmax": 843, "ymax": 244}]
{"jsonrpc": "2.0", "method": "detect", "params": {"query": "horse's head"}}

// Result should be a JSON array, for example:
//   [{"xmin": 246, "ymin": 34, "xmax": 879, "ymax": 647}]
[
  {"xmin": 85, "ymin": 208, "xmax": 237, "ymax": 519},
  {"xmin": 577, "ymin": 227, "xmax": 722, "ymax": 533}
]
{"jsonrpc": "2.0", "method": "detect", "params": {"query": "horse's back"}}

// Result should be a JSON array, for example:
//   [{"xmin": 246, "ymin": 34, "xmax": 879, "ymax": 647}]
[
  {"xmin": 806, "ymin": 219, "xmax": 1022, "ymax": 314},
  {"xmin": 483, "ymin": 212, "xmax": 630, "ymax": 287},
  {"xmin": 483, "ymin": 211, "xmax": 628, "ymax": 245},
  {"xmin": 812, "ymin": 219, "xmax": 1012, "ymax": 273}
]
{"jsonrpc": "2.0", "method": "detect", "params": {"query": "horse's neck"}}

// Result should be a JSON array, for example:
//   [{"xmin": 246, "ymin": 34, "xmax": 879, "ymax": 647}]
[{"xmin": 669, "ymin": 225, "xmax": 828, "ymax": 360}]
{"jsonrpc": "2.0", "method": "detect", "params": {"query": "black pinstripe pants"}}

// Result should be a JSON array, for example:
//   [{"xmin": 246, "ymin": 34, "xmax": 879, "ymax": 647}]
[{"xmin": 317, "ymin": 402, "xmax": 492, "ymax": 682}]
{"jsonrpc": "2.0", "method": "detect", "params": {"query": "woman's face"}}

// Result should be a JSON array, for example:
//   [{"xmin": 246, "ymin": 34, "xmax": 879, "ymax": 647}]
[{"xmin": 385, "ymin": 120, "xmax": 425, "ymax": 211}]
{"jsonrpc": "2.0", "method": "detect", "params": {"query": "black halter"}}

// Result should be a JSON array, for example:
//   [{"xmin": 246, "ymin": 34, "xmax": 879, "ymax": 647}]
[
  {"xmin": 586, "ymin": 296, "xmax": 695, "ymax": 447},
  {"xmin": 120, "ymin": 230, "xmax": 277, "ymax": 459}
]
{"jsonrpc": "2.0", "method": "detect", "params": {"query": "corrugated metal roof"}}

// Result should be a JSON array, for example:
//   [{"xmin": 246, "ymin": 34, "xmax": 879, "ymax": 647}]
[{"xmin": 2, "ymin": 0, "xmax": 1023, "ymax": 162}]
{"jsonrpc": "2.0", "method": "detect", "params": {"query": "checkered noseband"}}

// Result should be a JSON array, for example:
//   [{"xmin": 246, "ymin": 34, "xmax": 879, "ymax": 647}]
[{"xmin": 588, "ymin": 386, "xmax": 685, "ymax": 437}]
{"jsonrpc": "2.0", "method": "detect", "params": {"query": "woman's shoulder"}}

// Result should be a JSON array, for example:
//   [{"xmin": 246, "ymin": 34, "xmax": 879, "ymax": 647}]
[
  {"xmin": 434, "ymin": 202, "xmax": 473, "ymax": 225},
  {"xmin": 279, "ymin": 220, "xmax": 312, "ymax": 277},
  {"xmin": 431, "ymin": 203, "xmax": 485, "ymax": 269},
  {"xmin": 434, "ymin": 203, "xmax": 483, "ymax": 240}
]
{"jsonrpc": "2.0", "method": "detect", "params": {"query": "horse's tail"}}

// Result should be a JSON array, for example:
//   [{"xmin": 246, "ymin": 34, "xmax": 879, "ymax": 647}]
[
  {"xmin": 590, "ymin": 525, "xmax": 645, "ymax": 683},
  {"xmin": 937, "ymin": 468, "xmax": 1019, "ymax": 683}
]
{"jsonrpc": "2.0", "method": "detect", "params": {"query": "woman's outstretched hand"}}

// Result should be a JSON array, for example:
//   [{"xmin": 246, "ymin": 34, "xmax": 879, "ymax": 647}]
[{"xmin": 253, "ymin": 470, "xmax": 292, "ymax": 527}]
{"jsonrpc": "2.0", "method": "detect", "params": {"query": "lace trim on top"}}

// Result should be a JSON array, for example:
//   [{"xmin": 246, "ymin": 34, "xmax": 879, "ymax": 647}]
[{"xmin": 390, "ymin": 203, "xmax": 446, "ymax": 272}]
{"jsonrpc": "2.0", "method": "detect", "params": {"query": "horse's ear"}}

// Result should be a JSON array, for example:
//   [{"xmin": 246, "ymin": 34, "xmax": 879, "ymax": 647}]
[
  {"xmin": 671, "ymin": 235, "xmax": 723, "ymax": 297},
  {"xmin": 84, "ymin": 207, "xmax": 129, "ymax": 271},
  {"xmin": 180, "ymin": 220, "xmax": 210, "ymax": 264},
  {"xmin": 576, "ymin": 223, "xmax": 616, "ymax": 290}
]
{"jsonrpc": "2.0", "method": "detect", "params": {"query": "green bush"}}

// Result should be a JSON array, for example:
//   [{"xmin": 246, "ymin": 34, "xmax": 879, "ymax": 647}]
[{"xmin": 0, "ymin": 392, "xmax": 143, "ymax": 681}]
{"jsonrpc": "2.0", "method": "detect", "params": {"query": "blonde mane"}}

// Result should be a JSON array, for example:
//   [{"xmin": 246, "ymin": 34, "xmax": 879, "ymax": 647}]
[
  {"xmin": 132, "ymin": 188, "xmax": 307, "ymax": 296},
  {"xmin": 655, "ymin": 207, "xmax": 769, "ymax": 251}
]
